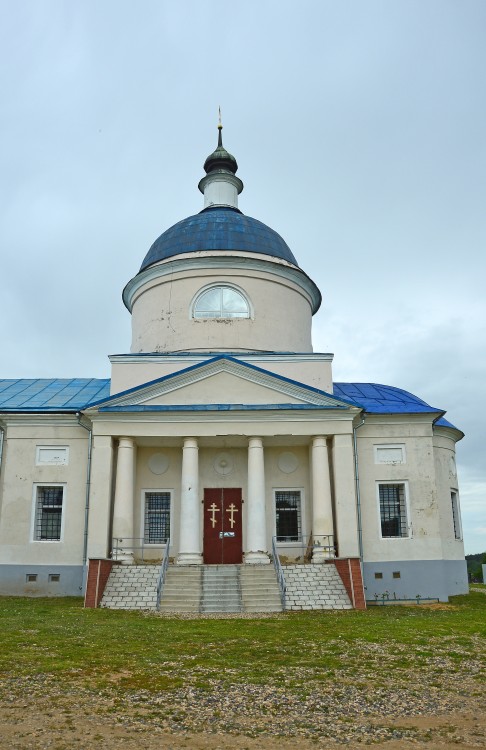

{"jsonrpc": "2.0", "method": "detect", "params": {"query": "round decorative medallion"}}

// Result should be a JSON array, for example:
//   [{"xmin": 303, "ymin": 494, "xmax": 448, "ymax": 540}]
[
  {"xmin": 277, "ymin": 451, "xmax": 299, "ymax": 474},
  {"xmin": 214, "ymin": 452, "xmax": 234, "ymax": 476},
  {"xmin": 148, "ymin": 452, "xmax": 170, "ymax": 475}
]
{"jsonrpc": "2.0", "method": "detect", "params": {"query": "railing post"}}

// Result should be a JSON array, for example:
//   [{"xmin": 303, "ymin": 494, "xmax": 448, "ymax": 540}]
[
  {"xmin": 156, "ymin": 538, "xmax": 171, "ymax": 611},
  {"xmin": 272, "ymin": 536, "xmax": 286, "ymax": 610}
]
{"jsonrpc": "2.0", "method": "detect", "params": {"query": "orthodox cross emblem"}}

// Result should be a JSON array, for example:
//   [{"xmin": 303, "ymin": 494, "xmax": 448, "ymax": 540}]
[
  {"xmin": 226, "ymin": 503, "xmax": 239, "ymax": 529},
  {"xmin": 207, "ymin": 502, "xmax": 220, "ymax": 528}
]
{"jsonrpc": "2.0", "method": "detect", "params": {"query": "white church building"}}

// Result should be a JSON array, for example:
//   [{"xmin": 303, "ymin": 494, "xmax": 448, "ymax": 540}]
[{"xmin": 0, "ymin": 125, "xmax": 468, "ymax": 609}]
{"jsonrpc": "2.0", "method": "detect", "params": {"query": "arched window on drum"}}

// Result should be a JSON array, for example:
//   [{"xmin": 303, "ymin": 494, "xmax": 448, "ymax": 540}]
[{"xmin": 193, "ymin": 286, "xmax": 250, "ymax": 319}]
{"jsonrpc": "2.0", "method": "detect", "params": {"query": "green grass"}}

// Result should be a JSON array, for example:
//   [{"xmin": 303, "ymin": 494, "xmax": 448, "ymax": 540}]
[{"xmin": 0, "ymin": 593, "xmax": 484, "ymax": 695}]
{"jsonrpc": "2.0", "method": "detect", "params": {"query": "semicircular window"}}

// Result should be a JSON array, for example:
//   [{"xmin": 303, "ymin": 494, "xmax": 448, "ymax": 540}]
[{"xmin": 193, "ymin": 286, "xmax": 250, "ymax": 319}]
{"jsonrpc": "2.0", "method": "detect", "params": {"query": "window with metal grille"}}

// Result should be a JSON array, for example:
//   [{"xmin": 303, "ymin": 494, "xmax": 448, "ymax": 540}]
[
  {"xmin": 34, "ymin": 486, "xmax": 63, "ymax": 541},
  {"xmin": 275, "ymin": 490, "xmax": 302, "ymax": 542},
  {"xmin": 379, "ymin": 483, "xmax": 408, "ymax": 538},
  {"xmin": 451, "ymin": 491, "xmax": 461, "ymax": 539},
  {"xmin": 193, "ymin": 286, "xmax": 249, "ymax": 319},
  {"xmin": 144, "ymin": 492, "xmax": 170, "ymax": 544}
]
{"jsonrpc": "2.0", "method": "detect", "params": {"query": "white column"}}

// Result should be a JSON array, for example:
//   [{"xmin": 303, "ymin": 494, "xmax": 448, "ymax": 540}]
[
  {"xmin": 332, "ymin": 434, "xmax": 360, "ymax": 558},
  {"xmin": 86, "ymin": 435, "xmax": 114, "ymax": 560},
  {"xmin": 112, "ymin": 437, "xmax": 135, "ymax": 564},
  {"xmin": 245, "ymin": 437, "xmax": 270, "ymax": 564},
  {"xmin": 311, "ymin": 436, "xmax": 334, "ymax": 563},
  {"xmin": 177, "ymin": 438, "xmax": 202, "ymax": 565}
]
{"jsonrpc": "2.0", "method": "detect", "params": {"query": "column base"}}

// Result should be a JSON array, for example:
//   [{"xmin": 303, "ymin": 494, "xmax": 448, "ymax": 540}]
[
  {"xmin": 116, "ymin": 553, "xmax": 135, "ymax": 565},
  {"xmin": 176, "ymin": 552, "xmax": 203, "ymax": 566},
  {"xmin": 311, "ymin": 547, "xmax": 332, "ymax": 564},
  {"xmin": 245, "ymin": 551, "xmax": 270, "ymax": 564}
]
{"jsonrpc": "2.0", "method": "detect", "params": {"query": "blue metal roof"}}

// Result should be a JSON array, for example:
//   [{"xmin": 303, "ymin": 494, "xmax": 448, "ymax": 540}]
[
  {"xmin": 0, "ymin": 376, "xmax": 458, "ymax": 430},
  {"xmin": 333, "ymin": 382, "xmax": 443, "ymax": 415},
  {"xmin": 333, "ymin": 383, "xmax": 459, "ymax": 431},
  {"xmin": 0, "ymin": 379, "xmax": 110, "ymax": 411},
  {"xmin": 139, "ymin": 207, "xmax": 299, "ymax": 271}
]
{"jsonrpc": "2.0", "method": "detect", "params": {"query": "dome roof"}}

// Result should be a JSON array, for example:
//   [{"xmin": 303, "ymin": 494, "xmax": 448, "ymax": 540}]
[{"xmin": 140, "ymin": 207, "xmax": 299, "ymax": 271}]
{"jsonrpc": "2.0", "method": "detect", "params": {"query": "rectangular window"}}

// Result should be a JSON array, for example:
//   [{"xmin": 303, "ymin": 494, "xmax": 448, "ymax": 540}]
[
  {"xmin": 275, "ymin": 490, "xmax": 302, "ymax": 542},
  {"xmin": 34, "ymin": 486, "xmax": 64, "ymax": 541},
  {"xmin": 451, "ymin": 491, "xmax": 461, "ymax": 540},
  {"xmin": 144, "ymin": 492, "xmax": 171, "ymax": 544},
  {"xmin": 374, "ymin": 444, "xmax": 405, "ymax": 464},
  {"xmin": 36, "ymin": 446, "xmax": 69, "ymax": 466},
  {"xmin": 378, "ymin": 483, "xmax": 408, "ymax": 538}
]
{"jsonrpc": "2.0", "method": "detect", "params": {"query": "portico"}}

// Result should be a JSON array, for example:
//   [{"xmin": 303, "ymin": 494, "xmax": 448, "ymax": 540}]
[{"xmin": 86, "ymin": 404, "xmax": 360, "ymax": 568}]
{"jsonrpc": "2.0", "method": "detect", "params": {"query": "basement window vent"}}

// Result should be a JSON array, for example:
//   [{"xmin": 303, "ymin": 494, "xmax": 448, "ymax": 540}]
[
  {"xmin": 49, "ymin": 574, "xmax": 60, "ymax": 583},
  {"xmin": 26, "ymin": 574, "xmax": 38, "ymax": 583},
  {"xmin": 374, "ymin": 572, "xmax": 383, "ymax": 579},
  {"xmin": 393, "ymin": 571, "xmax": 401, "ymax": 579}
]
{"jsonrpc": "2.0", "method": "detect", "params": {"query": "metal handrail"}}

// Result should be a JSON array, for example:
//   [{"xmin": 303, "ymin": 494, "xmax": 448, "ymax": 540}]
[
  {"xmin": 156, "ymin": 537, "xmax": 171, "ymax": 611},
  {"xmin": 111, "ymin": 536, "xmax": 168, "ymax": 562},
  {"xmin": 274, "ymin": 534, "xmax": 335, "ymax": 562},
  {"xmin": 272, "ymin": 536, "xmax": 287, "ymax": 610}
]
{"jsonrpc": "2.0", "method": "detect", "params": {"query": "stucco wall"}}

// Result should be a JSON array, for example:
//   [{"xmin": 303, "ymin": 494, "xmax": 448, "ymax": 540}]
[
  {"xmin": 357, "ymin": 417, "xmax": 462, "ymax": 564},
  {"xmin": 432, "ymin": 429, "xmax": 465, "ymax": 561},
  {"xmin": 110, "ymin": 355, "xmax": 334, "ymax": 396},
  {"xmin": 0, "ymin": 419, "xmax": 88, "ymax": 566},
  {"xmin": 129, "ymin": 265, "xmax": 314, "ymax": 354}
]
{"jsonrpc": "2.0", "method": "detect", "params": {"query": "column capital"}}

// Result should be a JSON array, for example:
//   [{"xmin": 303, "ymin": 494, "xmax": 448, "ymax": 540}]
[
  {"xmin": 118, "ymin": 437, "xmax": 135, "ymax": 449},
  {"xmin": 312, "ymin": 435, "xmax": 328, "ymax": 447},
  {"xmin": 182, "ymin": 437, "xmax": 198, "ymax": 449},
  {"xmin": 248, "ymin": 436, "xmax": 263, "ymax": 448}
]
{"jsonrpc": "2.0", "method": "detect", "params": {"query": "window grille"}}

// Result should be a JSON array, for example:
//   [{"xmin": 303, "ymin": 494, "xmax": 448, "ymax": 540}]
[
  {"xmin": 193, "ymin": 286, "xmax": 249, "ymax": 319},
  {"xmin": 275, "ymin": 490, "xmax": 302, "ymax": 542},
  {"xmin": 451, "ymin": 491, "xmax": 461, "ymax": 539},
  {"xmin": 379, "ymin": 483, "xmax": 407, "ymax": 537},
  {"xmin": 144, "ymin": 492, "xmax": 170, "ymax": 544},
  {"xmin": 35, "ymin": 486, "xmax": 63, "ymax": 541}
]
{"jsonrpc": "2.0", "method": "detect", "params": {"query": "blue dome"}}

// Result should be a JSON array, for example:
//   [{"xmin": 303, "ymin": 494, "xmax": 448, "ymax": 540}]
[{"xmin": 140, "ymin": 207, "xmax": 299, "ymax": 271}]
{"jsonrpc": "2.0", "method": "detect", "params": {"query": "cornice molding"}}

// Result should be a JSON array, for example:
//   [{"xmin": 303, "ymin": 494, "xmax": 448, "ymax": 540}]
[
  {"xmin": 123, "ymin": 255, "xmax": 321, "ymax": 314},
  {"xmin": 109, "ymin": 352, "xmax": 334, "ymax": 363}
]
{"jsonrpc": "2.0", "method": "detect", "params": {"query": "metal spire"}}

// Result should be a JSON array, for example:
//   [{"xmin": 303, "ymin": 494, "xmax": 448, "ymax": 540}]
[{"xmin": 218, "ymin": 106, "xmax": 223, "ymax": 147}]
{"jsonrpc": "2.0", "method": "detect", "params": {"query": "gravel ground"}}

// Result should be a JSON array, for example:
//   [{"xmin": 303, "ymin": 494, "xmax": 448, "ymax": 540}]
[{"xmin": 1, "ymin": 655, "xmax": 484, "ymax": 750}]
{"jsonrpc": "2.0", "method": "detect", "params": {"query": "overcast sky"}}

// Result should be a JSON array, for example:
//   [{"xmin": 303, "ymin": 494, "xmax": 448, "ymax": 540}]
[{"xmin": 1, "ymin": 1, "xmax": 484, "ymax": 554}]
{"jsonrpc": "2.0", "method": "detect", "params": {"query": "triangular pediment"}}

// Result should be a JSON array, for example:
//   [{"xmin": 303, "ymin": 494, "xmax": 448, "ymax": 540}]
[{"xmin": 88, "ymin": 357, "xmax": 358, "ymax": 412}]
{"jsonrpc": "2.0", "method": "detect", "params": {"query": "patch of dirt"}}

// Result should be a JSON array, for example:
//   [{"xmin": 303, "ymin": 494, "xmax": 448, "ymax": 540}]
[{"xmin": 0, "ymin": 676, "xmax": 484, "ymax": 750}]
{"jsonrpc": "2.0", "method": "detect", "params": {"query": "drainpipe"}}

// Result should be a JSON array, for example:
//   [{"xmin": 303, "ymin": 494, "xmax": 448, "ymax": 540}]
[
  {"xmin": 76, "ymin": 413, "xmax": 93, "ymax": 585},
  {"xmin": 353, "ymin": 415, "xmax": 366, "ymax": 560},
  {"xmin": 0, "ymin": 423, "xmax": 4, "ymax": 478}
]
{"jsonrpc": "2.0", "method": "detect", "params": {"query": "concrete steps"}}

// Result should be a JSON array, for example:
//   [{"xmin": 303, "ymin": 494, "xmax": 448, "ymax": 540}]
[
  {"xmin": 240, "ymin": 565, "xmax": 282, "ymax": 612},
  {"xmin": 158, "ymin": 566, "xmax": 202, "ymax": 612},
  {"xmin": 200, "ymin": 565, "xmax": 242, "ymax": 613},
  {"xmin": 99, "ymin": 562, "xmax": 351, "ymax": 613},
  {"xmin": 283, "ymin": 563, "xmax": 352, "ymax": 610}
]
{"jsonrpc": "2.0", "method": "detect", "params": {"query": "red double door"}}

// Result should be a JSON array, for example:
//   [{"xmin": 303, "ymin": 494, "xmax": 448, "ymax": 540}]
[{"xmin": 203, "ymin": 488, "xmax": 243, "ymax": 564}]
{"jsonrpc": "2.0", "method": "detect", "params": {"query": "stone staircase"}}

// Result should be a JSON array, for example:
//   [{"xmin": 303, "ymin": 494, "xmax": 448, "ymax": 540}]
[
  {"xmin": 158, "ymin": 566, "xmax": 201, "ymax": 612},
  {"xmin": 283, "ymin": 564, "xmax": 352, "ymax": 610},
  {"xmin": 200, "ymin": 565, "xmax": 241, "ymax": 613},
  {"xmin": 99, "ymin": 562, "xmax": 351, "ymax": 612},
  {"xmin": 240, "ymin": 564, "xmax": 282, "ymax": 612},
  {"xmin": 100, "ymin": 564, "xmax": 159, "ymax": 610}
]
